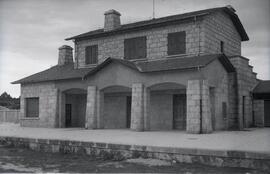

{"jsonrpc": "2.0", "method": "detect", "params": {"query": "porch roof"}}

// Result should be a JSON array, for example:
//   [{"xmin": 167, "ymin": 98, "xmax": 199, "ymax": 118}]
[
  {"xmin": 12, "ymin": 54, "xmax": 235, "ymax": 84},
  {"xmin": 253, "ymin": 80, "xmax": 270, "ymax": 99}
]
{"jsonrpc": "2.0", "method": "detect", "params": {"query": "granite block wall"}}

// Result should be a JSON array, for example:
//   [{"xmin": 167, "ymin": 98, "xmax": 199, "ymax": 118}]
[
  {"xmin": 186, "ymin": 80, "xmax": 212, "ymax": 133},
  {"xmin": 229, "ymin": 56, "xmax": 258, "ymax": 129},
  {"xmin": 20, "ymin": 83, "xmax": 58, "ymax": 128},
  {"xmin": 202, "ymin": 11, "xmax": 241, "ymax": 56},
  {"xmin": 75, "ymin": 20, "xmax": 203, "ymax": 68}
]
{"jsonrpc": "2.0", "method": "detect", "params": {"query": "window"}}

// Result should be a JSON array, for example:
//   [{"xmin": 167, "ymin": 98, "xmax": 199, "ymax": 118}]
[
  {"xmin": 85, "ymin": 45, "xmax": 98, "ymax": 64},
  {"xmin": 222, "ymin": 102, "xmax": 227, "ymax": 119},
  {"xmin": 220, "ymin": 41, "xmax": 224, "ymax": 53},
  {"xmin": 26, "ymin": 98, "xmax": 39, "ymax": 118},
  {"xmin": 124, "ymin": 36, "xmax": 146, "ymax": 60},
  {"xmin": 167, "ymin": 31, "xmax": 186, "ymax": 55}
]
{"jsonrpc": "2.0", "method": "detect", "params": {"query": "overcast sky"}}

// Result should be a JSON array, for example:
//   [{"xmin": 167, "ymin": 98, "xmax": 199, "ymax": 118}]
[{"xmin": 0, "ymin": 0, "xmax": 269, "ymax": 97}]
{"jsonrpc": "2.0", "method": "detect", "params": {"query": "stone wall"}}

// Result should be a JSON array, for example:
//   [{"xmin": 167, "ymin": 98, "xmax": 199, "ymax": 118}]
[
  {"xmin": 20, "ymin": 83, "xmax": 58, "ymax": 128},
  {"xmin": 202, "ymin": 11, "xmax": 241, "ymax": 56},
  {"xmin": 229, "ymin": 56, "xmax": 258, "ymax": 129},
  {"xmin": 2, "ymin": 137, "xmax": 270, "ymax": 171},
  {"xmin": 202, "ymin": 60, "xmax": 229, "ymax": 130},
  {"xmin": 253, "ymin": 100, "xmax": 264, "ymax": 127},
  {"xmin": 186, "ymin": 80, "xmax": 212, "ymax": 134},
  {"xmin": 75, "ymin": 20, "xmax": 203, "ymax": 68},
  {"xmin": 75, "ymin": 11, "xmax": 242, "ymax": 68}
]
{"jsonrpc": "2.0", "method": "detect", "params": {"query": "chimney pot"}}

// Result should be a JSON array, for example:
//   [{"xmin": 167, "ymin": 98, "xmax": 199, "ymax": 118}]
[
  {"xmin": 58, "ymin": 45, "xmax": 73, "ymax": 65},
  {"xmin": 104, "ymin": 9, "xmax": 121, "ymax": 31}
]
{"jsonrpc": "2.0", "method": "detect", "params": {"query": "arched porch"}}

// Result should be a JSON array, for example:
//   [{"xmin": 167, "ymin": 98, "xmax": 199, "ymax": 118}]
[
  {"xmin": 59, "ymin": 88, "xmax": 87, "ymax": 128},
  {"xmin": 101, "ymin": 85, "xmax": 132, "ymax": 129},
  {"xmin": 148, "ymin": 82, "xmax": 187, "ymax": 131}
]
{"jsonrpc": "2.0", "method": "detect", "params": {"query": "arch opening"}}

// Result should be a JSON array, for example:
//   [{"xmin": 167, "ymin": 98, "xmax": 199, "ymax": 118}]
[{"xmin": 148, "ymin": 82, "xmax": 187, "ymax": 131}]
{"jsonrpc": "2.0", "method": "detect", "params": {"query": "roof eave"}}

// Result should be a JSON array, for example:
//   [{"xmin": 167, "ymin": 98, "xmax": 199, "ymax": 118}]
[{"xmin": 65, "ymin": 13, "xmax": 209, "ymax": 41}]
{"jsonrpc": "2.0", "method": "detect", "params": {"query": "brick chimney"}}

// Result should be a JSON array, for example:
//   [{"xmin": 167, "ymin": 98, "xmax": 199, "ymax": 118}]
[
  {"xmin": 104, "ymin": 9, "xmax": 121, "ymax": 31},
  {"xmin": 58, "ymin": 45, "xmax": 73, "ymax": 65}
]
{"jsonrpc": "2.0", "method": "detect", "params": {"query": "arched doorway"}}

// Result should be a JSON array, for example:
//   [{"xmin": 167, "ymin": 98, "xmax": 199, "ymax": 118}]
[
  {"xmin": 148, "ymin": 82, "xmax": 186, "ymax": 130},
  {"xmin": 63, "ymin": 88, "xmax": 87, "ymax": 128},
  {"xmin": 101, "ymin": 85, "xmax": 132, "ymax": 129}
]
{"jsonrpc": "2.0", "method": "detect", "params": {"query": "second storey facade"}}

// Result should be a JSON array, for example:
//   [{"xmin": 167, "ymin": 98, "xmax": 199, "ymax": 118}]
[{"xmin": 69, "ymin": 7, "xmax": 245, "ymax": 69}]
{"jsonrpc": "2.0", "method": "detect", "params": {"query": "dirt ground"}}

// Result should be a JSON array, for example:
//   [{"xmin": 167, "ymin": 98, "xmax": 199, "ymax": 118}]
[{"xmin": 0, "ymin": 145, "xmax": 266, "ymax": 173}]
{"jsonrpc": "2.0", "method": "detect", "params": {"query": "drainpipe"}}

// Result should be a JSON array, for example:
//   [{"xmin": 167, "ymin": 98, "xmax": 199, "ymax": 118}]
[
  {"xmin": 199, "ymin": 79, "xmax": 203, "ymax": 134},
  {"xmin": 197, "ymin": 66, "xmax": 203, "ymax": 134}
]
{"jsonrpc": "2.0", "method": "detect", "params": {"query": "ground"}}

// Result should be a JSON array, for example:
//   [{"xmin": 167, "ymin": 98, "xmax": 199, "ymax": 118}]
[
  {"xmin": 0, "ymin": 145, "xmax": 266, "ymax": 173},
  {"xmin": 0, "ymin": 123, "xmax": 269, "ymax": 173}
]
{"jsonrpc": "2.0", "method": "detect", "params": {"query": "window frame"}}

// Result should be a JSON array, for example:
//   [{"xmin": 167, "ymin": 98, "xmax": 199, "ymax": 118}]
[
  {"xmin": 124, "ymin": 36, "xmax": 147, "ymax": 60},
  {"xmin": 25, "ymin": 97, "xmax": 39, "ymax": 118},
  {"xmin": 85, "ymin": 45, "xmax": 98, "ymax": 65},
  {"xmin": 167, "ymin": 31, "xmax": 186, "ymax": 56}
]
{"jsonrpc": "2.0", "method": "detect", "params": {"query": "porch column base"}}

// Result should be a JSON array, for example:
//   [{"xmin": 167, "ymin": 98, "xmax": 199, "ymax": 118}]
[{"xmin": 187, "ymin": 80, "xmax": 212, "ymax": 134}]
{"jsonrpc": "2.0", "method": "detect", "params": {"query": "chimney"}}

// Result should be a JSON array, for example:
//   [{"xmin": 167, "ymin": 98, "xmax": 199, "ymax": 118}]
[
  {"xmin": 104, "ymin": 9, "xmax": 121, "ymax": 31},
  {"xmin": 58, "ymin": 45, "xmax": 73, "ymax": 65}
]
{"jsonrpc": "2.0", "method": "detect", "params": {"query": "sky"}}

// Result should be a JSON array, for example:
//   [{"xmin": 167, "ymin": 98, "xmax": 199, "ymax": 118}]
[{"xmin": 0, "ymin": 0, "xmax": 269, "ymax": 97}]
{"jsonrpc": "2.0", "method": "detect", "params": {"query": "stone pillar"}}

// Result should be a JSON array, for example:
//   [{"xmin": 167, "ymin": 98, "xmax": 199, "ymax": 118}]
[
  {"xmin": 85, "ymin": 86, "xmax": 97, "ymax": 129},
  {"xmin": 58, "ymin": 91, "xmax": 65, "ymax": 128},
  {"xmin": 187, "ymin": 80, "xmax": 212, "ymax": 134},
  {"xmin": 201, "ymin": 80, "xmax": 212, "ymax": 133},
  {"xmin": 85, "ymin": 86, "xmax": 104, "ymax": 129},
  {"xmin": 144, "ymin": 87, "xmax": 150, "ymax": 131},
  {"xmin": 97, "ymin": 91, "xmax": 104, "ymax": 129},
  {"xmin": 131, "ymin": 83, "xmax": 145, "ymax": 131}
]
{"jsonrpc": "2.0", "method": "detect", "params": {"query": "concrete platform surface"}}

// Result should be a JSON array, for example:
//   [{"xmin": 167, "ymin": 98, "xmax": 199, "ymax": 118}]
[{"xmin": 0, "ymin": 123, "xmax": 269, "ymax": 154}]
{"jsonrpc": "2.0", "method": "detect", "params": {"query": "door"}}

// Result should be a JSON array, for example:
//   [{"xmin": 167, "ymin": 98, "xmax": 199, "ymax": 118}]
[
  {"xmin": 126, "ymin": 96, "xmax": 132, "ymax": 128},
  {"xmin": 65, "ymin": 104, "xmax": 72, "ymax": 127},
  {"xmin": 173, "ymin": 94, "xmax": 186, "ymax": 130},
  {"xmin": 264, "ymin": 100, "xmax": 270, "ymax": 127}
]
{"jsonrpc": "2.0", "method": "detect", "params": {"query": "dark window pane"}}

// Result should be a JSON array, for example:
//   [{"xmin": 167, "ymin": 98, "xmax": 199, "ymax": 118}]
[
  {"xmin": 85, "ymin": 45, "xmax": 98, "ymax": 64},
  {"xmin": 220, "ymin": 41, "xmax": 224, "ymax": 53},
  {"xmin": 26, "ymin": 98, "xmax": 39, "ymax": 117},
  {"xmin": 124, "ymin": 36, "xmax": 146, "ymax": 60},
  {"xmin": 168, "ymin": 31, "xmax": 186, "ymax": 55}
]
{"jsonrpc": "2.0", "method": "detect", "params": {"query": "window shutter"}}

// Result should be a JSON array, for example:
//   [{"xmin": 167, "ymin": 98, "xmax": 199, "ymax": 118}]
[
  {"xmin": 26, "ymin": 98, "xmax": 39, "ymax": 117},
  {"xmin": 168, "ymin": 31, "xmax": 186, "ymax": 55},
  {"xmin": 85, "ymin": 45, "xmax": 98, "ymax": 64},
  {"xmin": 124, "ymin": 36, "xmax": 146, "ymax": 60}
]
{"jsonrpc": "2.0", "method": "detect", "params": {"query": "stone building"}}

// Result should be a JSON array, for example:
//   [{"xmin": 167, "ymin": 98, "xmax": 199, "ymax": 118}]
[{"xmin": 13, "ymin": 6, "xmax": 266, "ymax": 133}]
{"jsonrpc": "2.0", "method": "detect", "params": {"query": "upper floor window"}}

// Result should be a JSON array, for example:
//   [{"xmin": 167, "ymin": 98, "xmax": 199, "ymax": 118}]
[
  {"xmin": 85, "ymin": 45, "xmax": 98, "ymax": 64},
  {"xmin": 220, "ymin": 41, "xmax": 224, "ymax": 53},
  {"xmin": 167, "ymin": 31, "xmax": 186, "ymax": 55},
  {"xmin": 26, "ymin": 97, "xmax": 39, "ymax": 118},
  {"xmin": 124, "ymin": 36, "xmax": 146, "ymax": 60}
]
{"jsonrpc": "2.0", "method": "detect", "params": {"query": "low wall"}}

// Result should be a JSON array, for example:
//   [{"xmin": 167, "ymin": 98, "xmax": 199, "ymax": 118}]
[
  {"xmin": 0, "ymin": 110, "xmax": 20, "ymax": 123},
  {"xmin": 0, "ymin": 136, "xmax": 269, "ymax": 172}
]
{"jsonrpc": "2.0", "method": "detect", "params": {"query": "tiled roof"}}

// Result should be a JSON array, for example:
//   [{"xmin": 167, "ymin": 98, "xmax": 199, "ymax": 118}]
[
  {"xmin": 253, "ymin": 80, "xmax": 270, "ymax": 94},
  {"xmin": 12, "ymin": 63, "xmax": 92, "ymax": 84},
  {"xmin": 84, "ymin": 54, "xmax": 235, "ymax": 77},
  {"xmin": 66, "ymin": 6, "xmax": 248, "ymax": 41},
  {"xmin": 12, "ymin": 54, "xmax": 235, "ymax": 84}
]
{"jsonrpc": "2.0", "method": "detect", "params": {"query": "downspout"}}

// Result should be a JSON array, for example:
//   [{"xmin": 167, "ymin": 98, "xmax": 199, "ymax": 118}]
[{"xmin": 198, "ymin": 66, "xmax": 203, "ymax": 134}]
